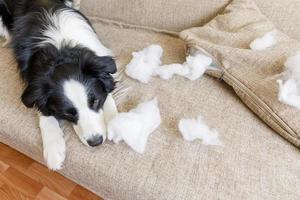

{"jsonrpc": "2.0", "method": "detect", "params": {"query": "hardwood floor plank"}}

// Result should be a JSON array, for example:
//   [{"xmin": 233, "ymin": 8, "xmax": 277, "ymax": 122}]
[
  {"xmin": 0, "ymin": 143, "xmax": 34, "ymax": 173},
  {"xmin": 35, "ymin": 187, "xmax": 67, "ymax": 200},
  {"xmin": 1, "ymin": 167, "xmax": 43, "ymax": 198},
  {"xmin": 0, "ymin": 184, "xmax": 33, "ymax": 200},
  {"xmin": 26, "ymin": 162, "xmax": 76, "ymax": 197},
  {"xmin": 69, "ymin": 185, "xmax": 103, "ymax": 200},
  {"xmin": 0, "ymin": 143, "xmax": 103, "ymax": 199},
  {"xmin": 0, "ymin": 160, "xmax": 9, "ymax": 173}
]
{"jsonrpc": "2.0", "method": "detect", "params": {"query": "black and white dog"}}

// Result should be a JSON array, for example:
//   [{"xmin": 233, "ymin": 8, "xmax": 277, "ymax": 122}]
[{"xmin": 0, "ymin": 0, "xmax": 118, "ymax": 170}]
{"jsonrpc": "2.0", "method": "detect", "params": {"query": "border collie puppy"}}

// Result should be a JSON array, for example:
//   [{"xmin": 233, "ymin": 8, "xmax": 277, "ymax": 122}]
[{"xmin": 0, "ymin": 0, "xmax": 118, "ymax": 170}]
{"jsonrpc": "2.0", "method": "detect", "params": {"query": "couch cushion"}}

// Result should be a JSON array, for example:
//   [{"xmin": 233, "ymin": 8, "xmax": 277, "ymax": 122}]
[
  {"xmin": 80, "ymin": 0, "xmax": 300, "ymax": 41},
  {"xmin": 180, "ymin": 0, "xmax": 300, "ymax": 148},
  {"xmin": 1, "ymin": 21, "xmax": 300, "ymax": 200}
]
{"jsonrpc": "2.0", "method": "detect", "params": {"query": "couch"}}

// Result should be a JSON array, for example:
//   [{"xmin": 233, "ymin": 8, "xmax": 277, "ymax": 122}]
[{"xmin": 1, "ymin": 0, "xmax": 300, "ymax": 199}]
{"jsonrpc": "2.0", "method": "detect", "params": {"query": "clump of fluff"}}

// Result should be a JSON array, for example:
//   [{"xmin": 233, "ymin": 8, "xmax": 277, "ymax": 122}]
[
  {"xmin": 107, "ymin": 98, "xmax": 161, "ymax": 153},
  {"xmin": 125, "ymin": 45, "xmax": 213, "ymax": 83},
  {"xmin": 154, "ymin": 64, "xmax": 189, "ymax": 80},
  {"xmin": 178, "ymin": 115, "xmax": 222, "ymax": 146},
  {"xmin": 278, "ymin": 52, "xmax": 300, "ymax": 109},
  {"xmin": 154, "ymin": 55, "xmax": 213, "ymax": 81},
  {"xmin": 182, "ymin": 54, "xmax": 213, "ymax": 80},
  {"xmin": 125, "ymin": 45, "xmax": 163, "ymax": 83},
  {"xmin": 250, "ymin": 30, "xmax": 277, "ymax": 50}
]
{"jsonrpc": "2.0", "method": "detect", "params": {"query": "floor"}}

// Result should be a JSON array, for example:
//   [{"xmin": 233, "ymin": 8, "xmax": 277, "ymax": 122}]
[{"xmin": 0, "ymin": 143, "xmax": 103, "ymax": 200}]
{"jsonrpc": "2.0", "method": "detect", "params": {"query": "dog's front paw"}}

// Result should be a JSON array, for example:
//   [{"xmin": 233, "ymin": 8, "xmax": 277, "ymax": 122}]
[{"xmin": 43, "ymin": 137, "xmax": 66, "ymax": 171}]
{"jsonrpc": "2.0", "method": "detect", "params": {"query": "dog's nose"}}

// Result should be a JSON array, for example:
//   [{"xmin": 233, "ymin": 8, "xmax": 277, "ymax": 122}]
[{"xmin": 87, "ymin": 135, "xmax": 103, "ymax": 147}]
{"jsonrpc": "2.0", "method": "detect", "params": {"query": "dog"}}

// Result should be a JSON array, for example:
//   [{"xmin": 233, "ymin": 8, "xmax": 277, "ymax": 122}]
[{"xmin": 0, "ymin": 0, "xmax": 118, "ymax": 170}]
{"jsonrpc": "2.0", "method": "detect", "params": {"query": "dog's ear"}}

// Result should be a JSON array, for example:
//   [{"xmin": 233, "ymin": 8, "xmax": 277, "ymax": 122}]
[
  {"xmin": 98, "ymin": 72, "xmax": 115, "ymax": 93},
  {"xmin": 21, "ymin": 82, "xmax": 50, "ymax": 108},
  {"xmin": 96, "ymin": 56, "xmax": 117, "ymax": 74},
  {"xmin": 82, "ymin": 56, "xmax": 117, "ymax": 92},
  {"xmin": 21, "ymin": 85, "xmax": 40, "ymax": 108}
]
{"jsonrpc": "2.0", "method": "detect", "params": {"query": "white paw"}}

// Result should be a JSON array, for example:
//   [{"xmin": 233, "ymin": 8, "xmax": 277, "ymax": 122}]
[{"xmin": 43, "ymin": 137, "xmax": 66, "ymax": 171}]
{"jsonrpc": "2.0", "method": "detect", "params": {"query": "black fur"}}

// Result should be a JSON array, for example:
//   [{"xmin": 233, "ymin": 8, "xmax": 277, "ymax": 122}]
[{"xmin": 0, "ymin": 0, "xmax": 116, "ymax": 124}]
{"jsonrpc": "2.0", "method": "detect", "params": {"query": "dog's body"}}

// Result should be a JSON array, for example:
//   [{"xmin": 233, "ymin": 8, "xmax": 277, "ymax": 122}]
[{"xmin": 0, "ymin": 0, "xmax": 118, "ymax": 170}]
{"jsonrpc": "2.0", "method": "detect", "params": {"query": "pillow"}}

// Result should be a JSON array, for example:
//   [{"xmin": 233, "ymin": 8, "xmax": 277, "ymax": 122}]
[{"xmin": 180, "ymin": 0, "xmax": 300, "ymax": 147}]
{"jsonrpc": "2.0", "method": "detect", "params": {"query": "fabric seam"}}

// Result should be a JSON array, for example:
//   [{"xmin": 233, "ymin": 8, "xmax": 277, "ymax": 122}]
[{"xmin": 87, "ymin": 16, "xmax": 179, "ymax": 37}]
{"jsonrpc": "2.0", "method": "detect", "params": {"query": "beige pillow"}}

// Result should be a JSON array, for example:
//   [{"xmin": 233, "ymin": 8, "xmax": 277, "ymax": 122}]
[{"xmin": 180, "ymin": 0, "xmax": 300, "ymax": 147}]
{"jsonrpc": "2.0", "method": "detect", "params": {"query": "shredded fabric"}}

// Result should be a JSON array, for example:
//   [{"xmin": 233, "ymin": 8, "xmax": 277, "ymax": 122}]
[
  {"xmin": 250, "ymin": 30, "xmax": 277, "ymax": 50},
  {"xmin": 278, "ymin": 52, "xmax": 300, "ymax": 109},
  {"xmin": 125, "ymin": 45, "xmax": 213, "ymax": 82},
  {"xmin": 125, "ymin": 45, "xmax": 163, "ymax": 83},
  {"xmin": 178, "ymin": 115, "xmax": 222, "ymax": 146},
  {"xmin": 107, "ymin": 98, "xmax": 161, "ymax": 153}
]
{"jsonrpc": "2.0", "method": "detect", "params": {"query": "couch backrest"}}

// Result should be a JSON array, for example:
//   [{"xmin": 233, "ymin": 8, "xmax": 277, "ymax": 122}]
[
  {"xmin": 81, "ymin": 0, "xmax": 300, "ymax": 40},
  {"xmin": 80, "ymin": 0, "xmax": 231, "ymax": 32}
]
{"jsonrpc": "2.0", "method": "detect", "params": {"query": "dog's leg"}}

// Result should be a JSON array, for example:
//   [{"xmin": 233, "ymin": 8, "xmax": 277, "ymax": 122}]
[{"xmin": 39, "ymin": 115, "xmax": 66, "ymax": 171}]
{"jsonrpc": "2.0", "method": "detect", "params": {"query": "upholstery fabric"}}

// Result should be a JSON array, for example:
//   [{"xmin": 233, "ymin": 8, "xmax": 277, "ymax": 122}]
[
  {"xmin": 80, "ymin": 0, "xmax": 300, "ymax": 40},
  {"xmin": 1, "ymin": 0, "xmax": 300, "ymax": 199},
  {"xmin": 1, "ymin": 20, "xmax": 300, "ymax": 199},
  {"xmin": 180, "ymin": 0, "xmax": 300, "ymax": 148}
]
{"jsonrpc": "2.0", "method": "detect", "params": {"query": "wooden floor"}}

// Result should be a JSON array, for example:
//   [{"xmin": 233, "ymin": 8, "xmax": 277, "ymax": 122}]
[{"xmin": 0, "ymin": 143, "xmax": 103, "ymax": 200}]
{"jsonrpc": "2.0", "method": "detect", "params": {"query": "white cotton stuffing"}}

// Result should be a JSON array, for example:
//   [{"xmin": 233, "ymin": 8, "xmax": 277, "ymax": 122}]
[
  {"xmin": 107, "ymin": 98, "xmax": 161, "ymax": 153},
  {"xmin": 154, "ymin": 54, "xmax": 213, "ymax": 81},
  {"xmin": 125, "ymin": 45, "xmax": 163, "ymax": 83},
  {"xmin": 125, "ymin": 45, "xmax": 213, "ymax": 83},
  {"xmin": 154, "ymin": 64, "xmax": 189, "ymax": 80},
  {"xmin": 277, "ymin": 52, "xmax": 300, "ymax": 109},
  {"xmin": 182, "ymin": 54, "xmax": 213, "ymax": 81},
  {"xmin": 178, "ymin": 115, "xmax": 222, "ymax": 146},
  {"xmin": 250, "ymin": 30, "xmax": 277, "ymax": 50}
]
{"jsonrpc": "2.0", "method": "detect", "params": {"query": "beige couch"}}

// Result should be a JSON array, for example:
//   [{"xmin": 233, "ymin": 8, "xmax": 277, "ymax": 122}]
[{"xmin": 1, "ymin": 0, "xmax": 300, "ymax": 199}]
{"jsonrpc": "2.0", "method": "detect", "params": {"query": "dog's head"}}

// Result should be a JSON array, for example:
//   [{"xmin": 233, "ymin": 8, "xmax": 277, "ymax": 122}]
[{"xmin": 21, "ymin": 47, "xmax": 116, "ymax": 147}]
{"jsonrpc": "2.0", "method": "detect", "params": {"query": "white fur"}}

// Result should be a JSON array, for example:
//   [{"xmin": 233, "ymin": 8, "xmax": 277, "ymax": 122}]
[
  {"xmin": 65, "ymin": 0, "xmax": 81, "ymax": 9},
  {"xmin": 278, "ymin": 52, "xmax": 300, "ymax": 109},
  {"xmin": 63, "ymin": 79, "xmax": 106, "ymax": 145},
  {"xmin": 41, "ymin": 9, "xmax": 112, "ymax": 56},
  {"xmin": 125, "ymin": 45, "xmax": 163, "ymax": 83},
  {"xmin": 64, "ymin": 0, "xmax": 73, "ymax": 7},
  {"xmin": 73, "ymin": 0, "xmax": 81, "ymax": 10},
  {"xmin": 0, "ymin": 18, "xmax": 8, "ymax": 37},
  {"xmin": 250, "ymin": 30, "xmax": 277, "ymax": 50},
  {"xmin": 107, "ymin": 98, "xmax": 161, "ymax": 153},
  {"xmin": 103, "ymin": 94, "xmax": 119, "ymax": 124},
  {"xmin": 0, "ymin": 18, "xmax": 10, "ymax": 47},
  {"xmin": 125, "ymin": 45, "xmax": 213, "ymax": 83},
  {"xmin": 178, "ymin": 115, "xmax": 222, "ymax": 145},
  {"xmin": 39, "ymin": 115, "xmax": 66, "ymax": 170}
]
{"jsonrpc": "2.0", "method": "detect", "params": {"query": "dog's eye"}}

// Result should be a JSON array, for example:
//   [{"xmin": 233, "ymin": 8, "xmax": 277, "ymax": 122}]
[
  {"xmin": 89, "ymin": 97, "xmax": 100, "ymax": 110},
  {"xmin": 92, "ymin": 99, "xmax": 100, "ymax": 110}
]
